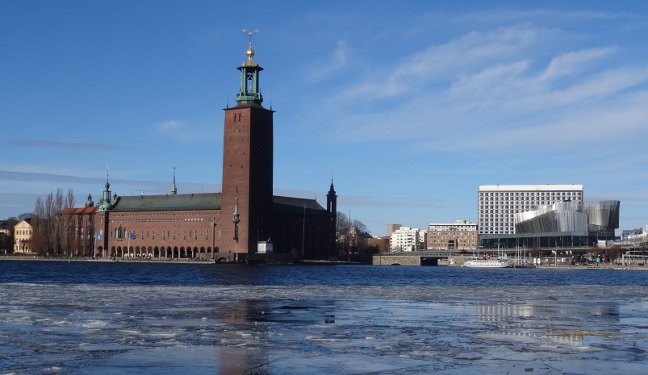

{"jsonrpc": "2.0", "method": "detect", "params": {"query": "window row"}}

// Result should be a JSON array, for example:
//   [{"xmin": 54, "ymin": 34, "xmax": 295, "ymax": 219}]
[{"xmin": 111, "ymin": 228, "xmax": 213, "ymax": 241}]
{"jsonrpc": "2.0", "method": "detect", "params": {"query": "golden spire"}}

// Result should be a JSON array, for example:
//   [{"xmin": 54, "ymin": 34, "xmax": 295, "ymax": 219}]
[{"xmin": 242, "ymin": 28, "xmax": 259, "ymax": 67}]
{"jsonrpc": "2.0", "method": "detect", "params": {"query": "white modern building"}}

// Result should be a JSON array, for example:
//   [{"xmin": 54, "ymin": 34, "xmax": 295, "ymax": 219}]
[
  {"xmin": 390, "ymin": 226, "xmax": 426, "ymax": 252},
  {"xmin": 627, "ymin": 225, "xmax": 648, "ymax": 245},
  {"xmin": 478, "ymin": 185, "xmax": 583, "ymax": 235}
]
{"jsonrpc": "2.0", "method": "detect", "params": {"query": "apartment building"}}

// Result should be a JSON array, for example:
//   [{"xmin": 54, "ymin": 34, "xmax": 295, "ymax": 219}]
[
  {"xmin": 390, "ymin": 226, "xmax": 426, "ymax": 252},
  {"xmin": 478, "ymin": 185, "xmax": 583, "ymax": 235},
  {"xmin": 427, "ymin": 220, "xmax": 478, "ymax": 251}
]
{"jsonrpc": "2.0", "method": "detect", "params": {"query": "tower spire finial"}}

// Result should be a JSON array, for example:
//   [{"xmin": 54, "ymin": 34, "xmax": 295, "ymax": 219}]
[
  {"xmin": 99, "ymin": 164, "xmax": 113, "ymax": 210},
  {"xmin": 105, "ymin": 164, "xmax": 111, "ymax": 190},
  {"xmin": 242, "ymin": 28, "xmax": 260, "ymax": 45},
  {"xmin": 170, "ymin": 166, "xmax": 177, "ymax": 195},
  {"xmin": 241, "ymin": 28, "xmax": 260, "ymax": 67}
]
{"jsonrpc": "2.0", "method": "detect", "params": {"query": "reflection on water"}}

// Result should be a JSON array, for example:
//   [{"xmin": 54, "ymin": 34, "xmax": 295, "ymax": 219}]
[
  {"xmin": 476, "ymin": 302, "xmax": 621, "ymax": 348},
  {"xmin": 1, "ymin": 263, "xmax": 648, "ymax": 374}
]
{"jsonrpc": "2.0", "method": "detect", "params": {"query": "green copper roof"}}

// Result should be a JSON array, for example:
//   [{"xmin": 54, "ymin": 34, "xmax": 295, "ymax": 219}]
[{"xmin": 111, "ymin": 193, "xmax": 221, "ymax": 212}]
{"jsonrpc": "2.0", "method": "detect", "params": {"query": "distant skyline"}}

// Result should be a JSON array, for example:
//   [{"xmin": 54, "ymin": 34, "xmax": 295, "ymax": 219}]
[{"xmin": 2, "ymin": 1, "xmax": 648, "ymax": 236}]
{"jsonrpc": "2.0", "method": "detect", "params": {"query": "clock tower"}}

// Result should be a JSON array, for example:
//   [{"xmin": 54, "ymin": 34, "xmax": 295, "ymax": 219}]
[{"xmin": 220, "ymin": 33, "xmax": 274, "ymax": 257}]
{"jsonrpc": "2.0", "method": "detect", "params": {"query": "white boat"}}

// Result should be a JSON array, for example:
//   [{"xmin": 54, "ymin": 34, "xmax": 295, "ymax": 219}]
[{"xmin": 464, "ymin": 257, "xmax": 511, "ymax": 268}]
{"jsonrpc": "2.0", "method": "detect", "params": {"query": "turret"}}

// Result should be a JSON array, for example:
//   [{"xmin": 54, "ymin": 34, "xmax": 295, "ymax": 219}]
[
  {"xmin": 85, "ymin": 193, "xmax": 94, "ymax": 208},
  {"xmin": 327, "ymin": 180, "xmax": 337, "ymax": 214},
  {"xmin": 98, "ymin": 168, "xmax": 113, "ymax": 211},
  {"xmin": 236, "ymin": 28, "xmax": 263, "ymax": 105},
  {"xmin": 327, "ymin": 180, "xmax": 338, "ymax": 257}
]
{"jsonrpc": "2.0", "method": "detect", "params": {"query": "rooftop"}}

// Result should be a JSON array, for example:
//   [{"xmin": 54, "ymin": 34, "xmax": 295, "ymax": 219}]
[
  {"xmin": 479, "ymin": 184, "xmax": 583, "ymax": 192},
  {"xmin": 107, "ymin": 193, "xmax": 326, "ymax": 213}
]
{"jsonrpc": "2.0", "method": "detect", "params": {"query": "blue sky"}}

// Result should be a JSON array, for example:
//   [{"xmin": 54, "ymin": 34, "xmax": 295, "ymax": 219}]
[{"xmin": 2, "ymin": 1, "xmax": 648, "ymax": 236}]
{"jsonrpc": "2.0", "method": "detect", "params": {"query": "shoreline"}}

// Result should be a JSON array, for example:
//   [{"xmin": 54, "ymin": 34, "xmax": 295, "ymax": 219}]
[
  {"xmin": 0, "ymin": 255, "xmax": 359, "ymax": 266},
  {"xmin": 2, "ymin": 255, "xmax": 647, "ymax": 270},
  {"xmin": 0, "ymin": 255, "xmax": 217, "ymax": 265},
  {"xmin": 534, "ymin": 264, "xmax": 648, "ymax": 271}
]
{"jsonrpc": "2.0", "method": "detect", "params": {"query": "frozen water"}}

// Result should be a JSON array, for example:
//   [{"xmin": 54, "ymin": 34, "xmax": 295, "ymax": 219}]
[{"xmin": 1, "ymin": 262, "xmax": 648, "ymax": 374}]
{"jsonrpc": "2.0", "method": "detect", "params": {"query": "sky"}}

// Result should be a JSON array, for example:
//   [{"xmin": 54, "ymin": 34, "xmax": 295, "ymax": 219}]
[{"xmin": 2, "ymin": 1, "xmax": 648, "ymax": 236}]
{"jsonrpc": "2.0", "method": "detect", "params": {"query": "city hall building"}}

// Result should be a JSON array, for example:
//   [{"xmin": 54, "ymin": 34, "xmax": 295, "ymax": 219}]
[{"xmin": 76, "ymin": 40, "xmax": 337, "ymax": 261}]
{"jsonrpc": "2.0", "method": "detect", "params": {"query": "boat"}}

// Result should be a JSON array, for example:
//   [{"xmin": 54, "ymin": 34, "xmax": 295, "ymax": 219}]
[{"xmin": 464, "ymin": 255, "xmax": 511, "ymax": 268}]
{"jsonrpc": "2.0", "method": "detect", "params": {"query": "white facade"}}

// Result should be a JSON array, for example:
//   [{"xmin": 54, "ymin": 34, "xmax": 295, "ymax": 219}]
[
  {"xmin": 390, "ymin": 226, "xmax": 425, "ymax": 252},
  {"xmin": 427, "ymin": 220, "xmax": 478, "ymax": 232},
  {"xmin": 478, "ymin": 185, "xmax": 583, "ymax": 235},
  {"xmin": 13, "ymin": 219, "xmax": 33, "ymax": 254},
  {"xmin": 627, "ymin": 225, "xmax": 648, "ymax": 244}
]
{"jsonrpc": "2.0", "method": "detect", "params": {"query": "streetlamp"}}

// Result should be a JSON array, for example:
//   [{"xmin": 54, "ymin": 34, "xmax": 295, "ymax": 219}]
[{"xmin": 211, "ymin": 217, "xmax": 216, "ymax": 261}]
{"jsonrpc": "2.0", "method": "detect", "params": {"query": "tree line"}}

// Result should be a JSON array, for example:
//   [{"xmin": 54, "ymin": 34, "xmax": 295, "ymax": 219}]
[
  {"xmin": 31, "ymin": 188, "xmax": 76, "ymax": 257},
  {"xmin": 335, "ymin": 211, "xmax": 377, "ymax": 259}
]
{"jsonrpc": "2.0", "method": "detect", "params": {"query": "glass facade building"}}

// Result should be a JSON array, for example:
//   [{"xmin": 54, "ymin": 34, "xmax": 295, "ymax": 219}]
[
  {"xmin": 478, "ymin": 185, "xmax": 584, "ymax": 235},
  {"xmin": 480, "ymin": 199, "xmax": 620, "ymax": 250}
]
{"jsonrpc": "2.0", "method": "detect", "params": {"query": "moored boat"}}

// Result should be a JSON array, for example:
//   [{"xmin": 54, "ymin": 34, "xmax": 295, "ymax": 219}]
[{"xmin": 464, "ymin": 256, "xmax": 511, "ymax": 268}]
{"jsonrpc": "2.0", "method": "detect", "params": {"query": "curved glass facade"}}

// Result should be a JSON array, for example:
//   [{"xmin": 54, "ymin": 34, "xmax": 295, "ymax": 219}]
[{"xmin": 480, "ymin": 200, "xmax": 620, "ymax": 250}]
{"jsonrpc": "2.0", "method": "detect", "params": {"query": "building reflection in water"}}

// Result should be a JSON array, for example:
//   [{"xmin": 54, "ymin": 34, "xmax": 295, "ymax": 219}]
[
  {"xmin": 212, "ymin": 299, "xmax": 336, "ymax": 374},
  {"xmin": 476, "ymin": 302, "xmax": 620, "ymax": 347}
]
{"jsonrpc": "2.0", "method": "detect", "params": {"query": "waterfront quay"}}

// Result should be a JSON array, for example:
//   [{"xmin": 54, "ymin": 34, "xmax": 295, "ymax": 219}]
[{"xmin": 373, "ymin": 247, "xmax": 648, "ymax": 267}]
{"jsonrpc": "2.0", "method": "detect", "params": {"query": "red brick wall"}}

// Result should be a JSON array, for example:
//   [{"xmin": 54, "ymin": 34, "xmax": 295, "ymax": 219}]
[
  {"xmin": 221, "ymin": 104, "xmax": 274, "ymax": 255},
  {"xmin": 99, "ymin": 209, "xmax": 222, "ymax": 258}
]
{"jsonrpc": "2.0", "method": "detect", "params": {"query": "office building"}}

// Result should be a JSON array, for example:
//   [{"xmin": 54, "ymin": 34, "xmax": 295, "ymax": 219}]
[{"xmin": 478, "ymin": 185, "xmax": 583, "ymax": 235}]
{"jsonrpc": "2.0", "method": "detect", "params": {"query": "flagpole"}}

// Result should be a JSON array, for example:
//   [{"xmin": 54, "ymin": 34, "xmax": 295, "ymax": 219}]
[{"xmin": 127, "ymin": 232, "xmax": 131, "ymax": 258}]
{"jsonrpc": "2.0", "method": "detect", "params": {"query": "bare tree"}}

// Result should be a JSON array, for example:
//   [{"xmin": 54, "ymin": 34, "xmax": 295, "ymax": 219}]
[
  {"xmin": 335, "ymin": 212, "xmax": 370, "ymax": 258},
  {"xmin": 32, "ymin": 197, "xmax": 47, "ymax": 255},
  {"xmin": 62, "ymin": 189, "xmax": 75, "ymax": 256},
  {"xmin": 31, "ymin": 188, "xmax": 76, "ymax": 257},
  {"xmin": 53, "ymin": 188, "xmax": 64, "ymax": 256},
  {"xmin": 2, "ymin": 217, "xmax": 18, "ymax": 252}
]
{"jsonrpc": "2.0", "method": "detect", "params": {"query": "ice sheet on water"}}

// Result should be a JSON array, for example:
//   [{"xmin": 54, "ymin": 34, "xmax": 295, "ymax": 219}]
[{"xmin": 1, "ymin": 282, "xmax": 648, "ymax": 374}]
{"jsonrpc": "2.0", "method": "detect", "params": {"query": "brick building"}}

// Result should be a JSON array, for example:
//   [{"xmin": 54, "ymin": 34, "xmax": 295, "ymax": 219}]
[
  {"xmin": 426, "ymin": 220, "xmax": 478, "ymax": 251},
  {"xmin": 61, "ymin": 194, "xmax": 97, "ymax": 257},
  {"xmin": 88, "ymin": 38, "xmax": 336, "ymax": 261}
]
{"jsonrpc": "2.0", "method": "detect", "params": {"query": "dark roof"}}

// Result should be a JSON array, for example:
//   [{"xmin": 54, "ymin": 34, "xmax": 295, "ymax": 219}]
[
  {"xmin": 111, "ymin": 193, "xmax": 222, "ymax": 212},
  {"xmin": 107, "ymin": 193, "xmax": 327, "ymax": 214},
  {"xmin": 273, "ymin": 195, "xmax": 328, "ymax": 215}
]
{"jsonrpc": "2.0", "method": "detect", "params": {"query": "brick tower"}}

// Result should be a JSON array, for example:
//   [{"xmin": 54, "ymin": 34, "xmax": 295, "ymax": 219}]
[{"xmin": 220, "ymin": 34, "xmax": 274, "ymax": 258}]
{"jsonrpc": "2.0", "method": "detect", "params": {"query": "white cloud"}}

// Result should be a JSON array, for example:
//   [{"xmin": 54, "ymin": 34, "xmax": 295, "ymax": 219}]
[
  {"xmin": 417, "ymin": 90, "xmax": 648, "ymax": 152},
  {"xmin": 312, "ymin": 16, "xmax": 648, "ymax": 158},
  {"xmin": 449, "ymin": 60, "xmax": 532, "ymax": 101},
  {"xmin": 338, "ymin": 25, "xmax": 542, "ymax": 102},
  {"xmin": 153, "ymin": 120, "xmax": 215, "ymax": 143},
  {"xmin": 540, "ymin": 47, "xmax": 614, "ymax": 81},
  {"xmin": 307, "ymin": 40, "xmax": 350, "ymax": 83}
]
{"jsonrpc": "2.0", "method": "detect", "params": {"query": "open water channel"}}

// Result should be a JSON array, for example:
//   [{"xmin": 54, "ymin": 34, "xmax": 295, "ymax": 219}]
[{"xmin": 1, "ymin": 260, "xmax": 648, "ymax": 374}]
